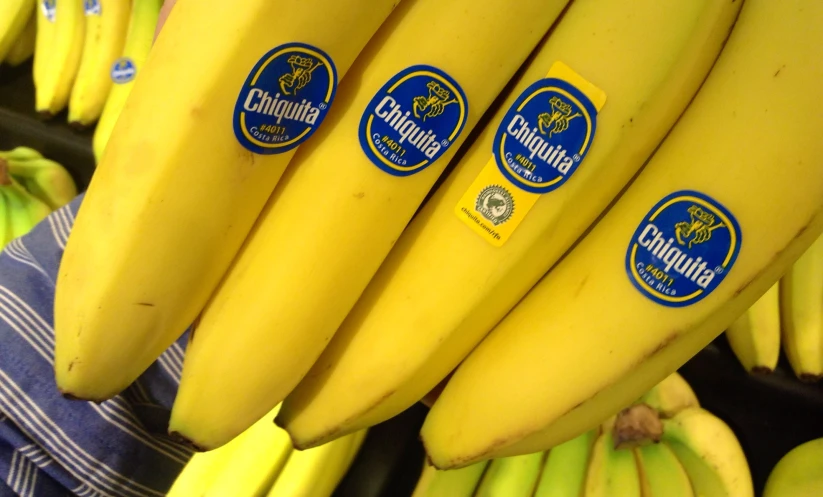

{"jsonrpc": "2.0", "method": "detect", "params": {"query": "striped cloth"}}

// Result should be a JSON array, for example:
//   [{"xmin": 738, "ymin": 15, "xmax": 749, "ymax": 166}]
[{"xmin": 0, "ymin": 194, "xmax": 193, "ymax": 496}]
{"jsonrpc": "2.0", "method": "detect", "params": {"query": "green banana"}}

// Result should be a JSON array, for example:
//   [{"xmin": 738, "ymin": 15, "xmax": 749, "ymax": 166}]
[
  {"xmin": 637, "ymin": 372, "xmax": 700, "ymax": 418},
  {"xmin": 636, "ymin": 442, "xmax": 695, "ymax": 497},
  {"xmin": 411, "ymin": 461, "xmax": 489, "ymax": 497},
  {"xmin": 474, "ymin": 452, "xmax": 545, "ymax": 497},
  {"xmin": 763, "ymin": 438, "xmax": 823, "ymax": 497},
  {"xmin": 4, "ymin": 156, "xmax": 77, "ymax": 209},
  {"xmin": 533, "ymin": 430, "xmax": 596, "ymax": 497},
  {"xmin": 585, "ymin": 431, "xmax": 641, "ymax": 497}
]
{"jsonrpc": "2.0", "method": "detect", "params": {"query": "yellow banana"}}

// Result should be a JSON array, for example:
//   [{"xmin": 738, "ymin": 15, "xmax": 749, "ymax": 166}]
[
  {"xmin": 780, "ymin": 233, "xmax": 823, "ymax": 381},
  {"xmin": 265, "ymin": 430, "xmax": 366, "ymax": 497},
  {"xmin": 279, "ymin": 0, "xmax": 743, "ymax": 447},
  {"xmin": 68, "ymin": 0, "xmax": 131, "ymax": 126},
  {"xmin": 34, "ymin": 0, "xmax": 86, "ymax": 117},
  {"xmin": 54, "ymin": 0, "xmax": 400, "ymax": 402},
  {"xmin": 173, "ymin": 0, "xmax": 570, "ymax": 450},
  {"xmin": 0, "ymin": 0, "xmax": 35, "ymax": 63},
  {"xmin": 763, "ymin": 437, "xmax": 823, "ymax": 497},
  {"xmin": 637, "ymin": 372, "xmax": 699, "ymax": 419},
  {"xmin": 663, "ymin": 408, "xmax": 753, "ymax": 497},
  {"xmin": 726, "ymin": 282, "xmax": 781, "ymax": 374},
  {"xmin": 92, "ymin": 0, "xmax": 161, "ymax": 161},
  {"xmin": 422, "ymin": 0, "xmax": 823, "ymax": 468},
  {"xmin": 4, "ymin": 10, "xmax": 36, "ymax": 67},
  {"xmin": 167, "ymin": 449, "xmax": 236, "ymax": 497}
]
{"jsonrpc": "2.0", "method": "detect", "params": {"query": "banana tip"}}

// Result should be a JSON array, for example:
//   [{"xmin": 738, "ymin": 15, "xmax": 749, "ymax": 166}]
[
  {"xmin": 168, "ymin": 431, "xmax": 209, "ymax": 452},
  {"xmin": 750, "ymin": 366, "xmax": 774, "ymax": 375},
  {"xmin": 68, "ymin": 121, "xmax": 92, "ymax": 132},
  {"xmin": 36, "ymin": 111, "xmax": 55, "ymax": 121}
]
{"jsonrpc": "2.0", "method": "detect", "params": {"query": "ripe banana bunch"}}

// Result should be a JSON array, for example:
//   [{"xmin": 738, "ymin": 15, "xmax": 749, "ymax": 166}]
[
  {"xmin": 726, "ymin": 283, "xmax": 781, "ymax": 374},
  {"xmin": 169, "ymin": 404, "xmax": 365, "ymax": 497},
  {"xmin": 54, "ymin": 0, "xmax": 400, "ymax": 402},
  {"xmin": 413, "ymin": 373, "xmax": 753, "ymax": 497},
  {"xmin": 764, "ymin": 437, "xmax": 823, "ymax": 497},
  {"xmin": 4, "ymin": 10, "xmax": 36, "ymax": 67},
  {"xmin": 421, "ymin": 0, "xmax": 823, "ymax": 467},
  {"xmin": 34, "ymin": 0, "xmax": 86, "ymax": 117},
  {"xmin": 278, "ymin": 0, "xmax": 743, "ymax": 449},
  {"xmin": 92, "ymin": 0, "xmax": 162, "ymax": 160},
  {"xmin": 68, "ymin": 0, "xmax": 131, "ymax": 127},
  {"xmin": 0, "ymin": 147, "xmax": 76, "ymax": 249},
  {"xmin": 780, "ymin": 232, "xmax": 823, "ymax": 382},
  {"xmin": 0, "ymin": 0, "xmax": 35, "ymax": 63},
  {"xmin": 170, "ymin": 0, "xmax": 570, "ymax": 450}
]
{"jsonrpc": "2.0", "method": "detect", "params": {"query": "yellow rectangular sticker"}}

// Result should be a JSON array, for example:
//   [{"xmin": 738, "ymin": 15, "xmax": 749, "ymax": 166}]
[{"xmin": 455, "ymin": 61, "xmax": 606, "ymax": 247}]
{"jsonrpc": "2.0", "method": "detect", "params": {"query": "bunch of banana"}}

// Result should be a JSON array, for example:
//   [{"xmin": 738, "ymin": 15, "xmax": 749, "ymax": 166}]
[
  {"xmin": 763, "ymin": 437, "xmax": 823, "ymax": 497},
  {"xmin": 55, "ymin": 0, "xmax": 401, "ymax": 404},
  {"xmin": 68, "ymin": 0, "xmax": 131, "ymax": 127},
  {"xmin": 4, "ymin": 11, "xmax": 36, "ymax": 67},
  {"xmin": 279, "ymin": 0, "xmax": 744, "ymax": 449},
  {"xmin": 34, "ymin": 0, "xmax": 86, "ymax": 117},
  {"xmin": 412, "ymin": 373, "xmax": 753, "ymax": 497},
  {"xmin": 168, "ymin": 404, "xmax": 366, "ymax": 497},
  {"xmin": 726, "ymin": 283, "xmax": 781, "ymax": 374},
  {"xmin": 421, "ymin": 0, "xmax": 823, "ymax": 468},
  {"xmin": 0, "ymin": 0, "xmax": 35, "ymax": 64},
  {"xmin": 92, "ymin": 0, "xmax": 162, "ymax": 160},
  {"xmin": 780, "ymin": 232, "xmax": 823, "ymax": 382},
  {"xmin": 173, "ymin": 0, "xmax": 571, "ymax": 449},
  {"xmin": 0, "ymin": 147, "xmax": 77, "ymax": 248}
]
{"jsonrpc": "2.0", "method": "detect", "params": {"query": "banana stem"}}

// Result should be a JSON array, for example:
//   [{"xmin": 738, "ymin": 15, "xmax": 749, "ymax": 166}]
[
  {"xmin": 613, "ymin": 404, "xmax": 663, "ymax": 450},
  {"xmin": 0, "ymin": 159, "xmax": 10, "ymax": 186}
]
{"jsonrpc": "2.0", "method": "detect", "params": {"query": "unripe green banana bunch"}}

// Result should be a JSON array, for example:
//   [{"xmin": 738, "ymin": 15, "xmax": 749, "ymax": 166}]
[
  {"xmin": 764, "ymin": 437, "xmax": 823, "ymax": 497},
  {"xmin": 412, "ymin": 373, "xmax": 753, "ymax": 497},
  {"xmin": 0, "ymin": 147, "xmax": 78, "ymax": 210}
]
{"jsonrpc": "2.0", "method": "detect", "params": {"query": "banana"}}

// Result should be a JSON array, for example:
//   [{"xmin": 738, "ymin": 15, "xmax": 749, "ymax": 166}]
[
  {"xmin": 0, "ymin": 147, "xmax": 42, "ymax": 161},
  {"xmin": 174, "ymin": 0, "xmax": 570, "ymax": 450},
  {"xmin": 636, "ymin": 442, "xmax": 695, "ymax": 497},
  {"xmin": 533, "ymin": 430, "xmax": 596, "ymax": 497},
  {"xmin": 637, "ymin": 373, "xmax": 699, "ymax": 419},
  {"xmin": 474, "ymin": 452, "xmax": 545, "ymax": 497},
  {"xmin": 265, "ymin": 430, "xmax": 366, "ymax": 497},
  {"xmin": 92, "ymin": 0, "xmax": 161, "ymax": 161},
  {"xmin": 663, "ymin": 408, "xmax": 753, "ymax": 497},
  {"xmin": 763, "ymin": 437, "xmax": 823, "ymax": 497},
  {"xmin": 167, "ymin": 448, "xmax": 238, "ymax": 497},
  {"xmin": 4, "ymin": 10, "xmax": 36, "ymax": 67},
  {"xmin": 0, "ymin": 184, "xmax": 12, "ymax": 250},
  {"xmin": 585, "ymin": 431, "xmax": 641, "ymax": 497},
  {"xmin": 726, "ymin": 282, "xmax": 781, "ymax": 374},
  {"xmin": 411, "ymin": 461, "xmax": 489, "ymax": 497},
  {"xmin": 68, "ymin": 0, "xmax": 131, "ymax": 127},
  {"xmin": 279, "ymin": 0, "xmax": 743, "ymax": 447},
  {"xmin": 34, "ymin": 0, "xmax": 86, "ymax": 117},
  {"xmin": 204, "ymin": 405, "xmax": 293, "ymax": 497},
  {"xmin": 4, "ymin": 156, "xmax": 77, "ymax": 209},
  {"xmin": 54, "ymin": 0, "xmax": 401, "ymax": 402},
  {"xmin": 421, "ymin": 0, "xmax": 823, "ymax": 468},
  {"xmin": 0, "ymin": 0, "xmax": 35, "ymax": 63},
  {"xmin": 780, "ymin": 233, "xmax": 823, "ymax": 382},
  {"xmin": 0, "ymin": 173, "xmax": 52, "ymax": 243}
]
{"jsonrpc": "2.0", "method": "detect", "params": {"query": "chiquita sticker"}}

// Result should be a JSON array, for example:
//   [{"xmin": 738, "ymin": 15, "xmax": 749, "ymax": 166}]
[
  {"xmin": 358, "ymin": 65, "xmax": 468, "ymax": 176},
  {"xmin": 111, "ymin": 58, "xmax": 136, "ymax": 84},
  {"xmin": 84, "ymin": 0, "xmax": 101, "ymax": 15},
  {"xmin": 495, "ymin": 77, "xmax": 598, "ymax": 194},
  {"xmin": 41, "ymin": 0, "xmax": 56, "ymax": 22},
  {"xmin": 626, "ymin": 190, "xmax": 742, "ymax": 307},
  {"xmin": 233, "ymin": 43, "xmax": 337, "ymax": 155}
]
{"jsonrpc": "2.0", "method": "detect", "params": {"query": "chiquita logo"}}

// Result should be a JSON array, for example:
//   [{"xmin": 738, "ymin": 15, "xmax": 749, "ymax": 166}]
[
  {"xmin": 626, "ymin": 190, "xmax": 742, "ymax": 307},
  {"xmin": 494, "ymin": 78, "xmax": 598, "ymax": 194},
  {"xmin": 41, "ymin": 0, "xmax": 56, "ymax": 22},
  {"xmin": 358, "ymin": 65, "xmax": 468, "ymax": 176},
  {"xmin": 84, "ymin": 0, "xmax": 101, "ymax": 15},
  {"xmin": 110, "ymin": 58, "xmax": 136, "ymax": 84},
  {"xmin": 233, "ymin": 43, "xmax": 337, "ymax": 155}
]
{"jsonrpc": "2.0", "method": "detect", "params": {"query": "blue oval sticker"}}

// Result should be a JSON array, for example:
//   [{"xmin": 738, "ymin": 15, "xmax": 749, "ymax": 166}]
[
  {"xmin": 111, "ymin": 58, "xmax": 136, "ymax": 84},
  {"xmin": 233, "ymin": 43, "xmax": 337, "ymax": 155},
  {"xmin": 494, "ymin": 78, "xmax": 597, "ymax": 194},
  {"xmin": 41, "ymin": 0, "xmax": 56, "ymax": 22},
  {"xmin": 625, "ymin": 190, "xmax": 742, "ymax": 307},
  {"xmin": 84, "ymin": 0, "xmax": 101, "ymax": 15},
  {"xmin": 358, "ymin": 65, "xmax": 468, "ymax": 176}
]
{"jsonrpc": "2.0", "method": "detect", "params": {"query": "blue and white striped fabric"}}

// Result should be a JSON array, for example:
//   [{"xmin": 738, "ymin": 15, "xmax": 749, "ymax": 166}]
[{"xmin": 0, "ymin": 194, "xmax": 193, "ymax": 496}]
